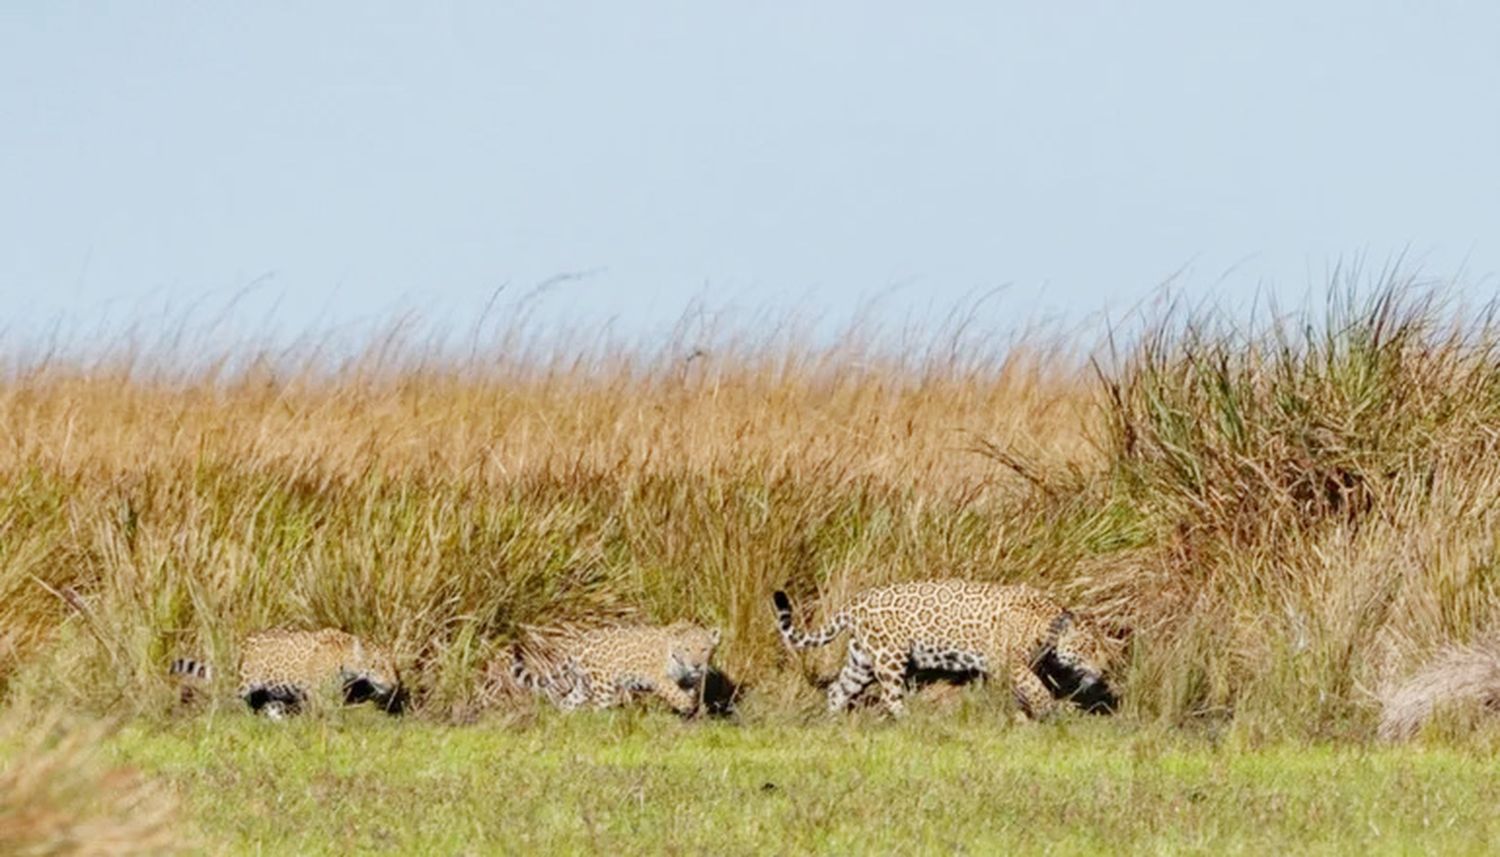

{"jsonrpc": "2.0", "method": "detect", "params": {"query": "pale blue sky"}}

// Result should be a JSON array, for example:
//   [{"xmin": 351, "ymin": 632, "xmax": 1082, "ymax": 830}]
[{"xmin": 2, "ymin": 3, "xmax": 1497, "ymax": 352}]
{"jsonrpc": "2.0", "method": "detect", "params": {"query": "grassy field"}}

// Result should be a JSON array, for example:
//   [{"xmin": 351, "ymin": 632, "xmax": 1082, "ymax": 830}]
[
  {"xmin": 7, "ymin": 278, "xmax": 1500, "ymax": 853},
  {"xmin": 66, "ymin": 712, "xmax": 1500, "ymax": 855}
]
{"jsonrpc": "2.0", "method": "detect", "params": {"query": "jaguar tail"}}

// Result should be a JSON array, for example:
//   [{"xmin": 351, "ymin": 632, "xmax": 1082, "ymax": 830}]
[{"xmin": 771, "ymin": 591, "xmax": 851, "ymax": 650}]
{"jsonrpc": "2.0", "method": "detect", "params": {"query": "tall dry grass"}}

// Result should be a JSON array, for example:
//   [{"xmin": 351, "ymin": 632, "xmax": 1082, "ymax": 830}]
[{"xmin": 3, "ymin": 277, "xmax": 1500, "ymax": 738}]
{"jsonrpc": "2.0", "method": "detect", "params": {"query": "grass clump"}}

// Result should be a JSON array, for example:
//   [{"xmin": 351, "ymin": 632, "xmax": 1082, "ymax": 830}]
[
  {"xmin": 1379, "ymin": 635, "xmax": 1500, "ymax": 741},
  {"xmin": 1077, "ymin": 274, "xmax": 1500, "ymax": 734}
]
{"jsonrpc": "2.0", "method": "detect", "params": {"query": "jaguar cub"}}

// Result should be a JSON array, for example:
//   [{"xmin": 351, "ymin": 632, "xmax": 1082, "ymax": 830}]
[
  {"xmin": 772, "ymin": 580, "xmax": 1119, "ymax": 718},
  {"xmin": 171, "ymin": 628, "xmax": 405, "ymax": 720},
  {"xmin": 510, "ymin": 622, "xmax": 720, "ymax": 716}
]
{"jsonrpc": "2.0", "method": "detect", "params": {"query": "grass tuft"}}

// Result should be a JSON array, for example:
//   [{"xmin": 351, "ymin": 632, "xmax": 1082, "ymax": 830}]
[
  {"xmin": 0, "ymin": 714, "xmax": 181, "ymax": 856},
  {"xmin": 1379, "ymin": 635, "xmax": 1500, "ymax": 741}
]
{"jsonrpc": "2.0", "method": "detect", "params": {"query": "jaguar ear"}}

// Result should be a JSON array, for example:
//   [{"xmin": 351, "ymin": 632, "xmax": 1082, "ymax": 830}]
[{"xmin": 709, "ymin": 628, "xmax": 722, "ymax": 646}]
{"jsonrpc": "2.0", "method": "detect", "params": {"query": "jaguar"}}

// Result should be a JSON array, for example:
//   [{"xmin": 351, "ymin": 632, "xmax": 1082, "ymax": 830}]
[
  {"xmin": 772, "ymin": 580, "xmax": 1119, "ymax": 718},
  {"xmin": 509, "ymin": 622, "xmax": 720, "ymax": 716},
  {"xmin": 170, "ymin": 627, "xmax": 405, "ymax": 719}
]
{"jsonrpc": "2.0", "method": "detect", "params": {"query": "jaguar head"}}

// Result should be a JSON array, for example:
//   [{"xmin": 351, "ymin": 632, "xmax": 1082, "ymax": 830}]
[
  {"xmin": 666, "ymin": 625, "xmax": 721, "ymax": 689},
  {"xmin": 1033, "ymin": 611, "xmax": 1121, "ymax": 715}
]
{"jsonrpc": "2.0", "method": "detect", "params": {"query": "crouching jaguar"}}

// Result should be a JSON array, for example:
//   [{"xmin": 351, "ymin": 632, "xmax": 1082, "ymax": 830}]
[
  {"xmin": 772, "ymin": 580, "xmax": 1120, "ymax": 718},
  {"xmin": 171, "ymin": 628, "xmax": 405, "ymax": 719},
  {"xmin": 509, "ymin": 622, "xmax": 720, "ymax": 716}
]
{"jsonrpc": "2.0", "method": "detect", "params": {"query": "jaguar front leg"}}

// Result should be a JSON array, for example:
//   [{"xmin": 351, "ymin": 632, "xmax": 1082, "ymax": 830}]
[
  {"xmin": 871, "ymin": 651, "xmax": 908, "ymax": 718},
  {"xmin": 1010, "ymin": 664, "xmax": 1059, "ymax": 720},
  {"xmin": 654, "ymin": 677, "xmax": 701, "ymax": 716}
]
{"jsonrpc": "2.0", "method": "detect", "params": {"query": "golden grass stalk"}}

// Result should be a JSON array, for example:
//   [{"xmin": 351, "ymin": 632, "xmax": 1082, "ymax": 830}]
[{"xmin": 0, "ymin": 714, "xmax": 181, "ymax": 856}]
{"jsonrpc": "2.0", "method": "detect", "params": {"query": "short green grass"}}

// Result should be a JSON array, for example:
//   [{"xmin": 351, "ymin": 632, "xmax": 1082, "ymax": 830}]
[{"xmin": 79, "ymin": 708, "xmax": 1500, "ymax": 856}]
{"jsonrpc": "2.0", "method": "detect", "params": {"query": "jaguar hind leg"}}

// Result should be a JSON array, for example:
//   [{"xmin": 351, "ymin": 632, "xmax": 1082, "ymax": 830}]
[
  {"xmin": 826, "ymin": 642, "xmax": 876, "ymax": 712},
  {"xmin": 555, "ymin": 669, "xmax": 591, "ymax": 711}
]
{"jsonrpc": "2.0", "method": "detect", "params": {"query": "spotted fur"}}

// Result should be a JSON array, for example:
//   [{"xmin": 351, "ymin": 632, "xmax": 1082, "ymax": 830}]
[
  {"xmin": 772, "ymin": 580, "xmax": 1119, "ymax": 718},
  {"xmin": 509, "ymin": 622, "xmax": 721, "ymax": 716},
  {"xmin": 170, "ymin": 628, "xmax": 404, "ymax": 720}
]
